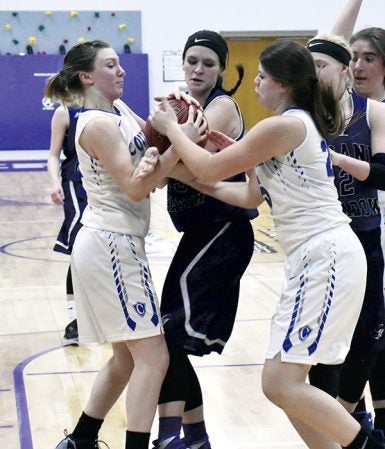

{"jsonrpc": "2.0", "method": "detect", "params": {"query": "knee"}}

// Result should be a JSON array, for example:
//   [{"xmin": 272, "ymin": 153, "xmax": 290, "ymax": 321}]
[
  {"xmin": 262, "ymin": 377, "xmax": 281, "ymax": 406},
  {"xmin": 261, "ymin": 367, "xmax": 287, "ymax": 408},
  {"xmin": 145, "ymin": 337, "xmax": 170, "ymax": 379},
  {"xmin": 158, "ymin": 343, "xmax": 170, "ymax": 378}
]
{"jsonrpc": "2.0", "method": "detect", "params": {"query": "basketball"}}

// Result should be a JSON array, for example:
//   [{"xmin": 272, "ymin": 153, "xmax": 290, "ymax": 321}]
[{"xmin": 144, "ymin": 98, "xmax": 200, "ymax": 154}]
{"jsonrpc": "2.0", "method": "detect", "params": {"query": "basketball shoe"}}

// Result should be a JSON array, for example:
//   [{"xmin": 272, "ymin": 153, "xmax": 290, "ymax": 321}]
[
  {"xmin": 55, "ymin": 431, "xmax": 110, "ymax": 449},
  {"xmin": 63, "ymin": 319, "xmax": 79, "ymax": 346},
  {"xmin": 182, "ymin": 436, "xmax": 211, "ymax": 449},
  {"xmin": 152, "ymin": 435, "xmax": 186, "ymax": 449}
]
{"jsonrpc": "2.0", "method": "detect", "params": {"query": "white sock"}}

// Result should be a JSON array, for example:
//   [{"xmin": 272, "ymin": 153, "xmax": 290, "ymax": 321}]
[{"xmin": 66, "ymin": 296, "xmax": 77, "ymax": 321}]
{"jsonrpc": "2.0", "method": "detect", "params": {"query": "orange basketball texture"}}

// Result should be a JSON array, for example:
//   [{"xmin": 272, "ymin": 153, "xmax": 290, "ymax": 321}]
[{"xmin": 144, "ymin": 99, "xmax": 199, "ymax": 154}]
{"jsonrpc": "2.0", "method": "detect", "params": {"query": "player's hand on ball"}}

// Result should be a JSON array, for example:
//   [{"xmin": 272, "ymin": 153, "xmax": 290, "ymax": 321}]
[
  {"xmin": 149, "ymin": 97, "xmax": 179, "ymax": 136},
  {"xmin": 155, "ymin": 91, "xmax": 202, "ymax": 110},
  {"xmin": 180, "ymin": 106, "xmax": 207, "ymax": 144}
]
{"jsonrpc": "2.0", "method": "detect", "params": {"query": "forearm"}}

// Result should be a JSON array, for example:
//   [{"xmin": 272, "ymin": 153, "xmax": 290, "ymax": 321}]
[
  {"xmin": 185, "ymin": 180, "xmax": 263, "ymax": 209},
  {"xmin": 331, "ymin": 0, "xmax": 363, "ymax": 40},
  {"xmin": 333, "ymin": 152, "xmax": 369, "ymax": 181},
  {"xmin": 127, "ymin": 147, "xmax": 180, "ymax": 201},
  {"xmin": 167, "ymin": 123, "xmax": 216, "ymax": 181},
  {"xmin": 333, "ymin": 152, "xmax": 385, "ymax": 190},
  {"xmin": 47, "ymin": 155, "xmax": 61, "ymax": 185}
]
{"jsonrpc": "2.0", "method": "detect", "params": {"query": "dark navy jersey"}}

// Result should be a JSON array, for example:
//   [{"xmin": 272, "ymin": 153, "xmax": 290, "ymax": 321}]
[
  {"xmin": 167, "ymin": 88, "xmax": 258, "ymax": 232},
  {"xmin": 328, "ymin": 91, "xmax": 380, "ymax": 232},
  {"xmin": 60, "ymin": 107, "xmax": 82, "ymax": 181}
]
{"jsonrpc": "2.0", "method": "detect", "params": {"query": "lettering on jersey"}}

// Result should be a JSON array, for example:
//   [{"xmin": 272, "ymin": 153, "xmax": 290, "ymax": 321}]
[
  {"xmin": 167, "ymin": 181, "xmax": 205, "ymax": 212},
  {"xmin": 134, "ymin": 301, "xmax": 146, "ymax": 317},
  {"xmin": 132, "ymin": 131, "xmax": 147, "ymax": 156},
  {"xmin": 298, "ymin": 325, "xmax": 312, "ymax": 341},
  {"xmin": 341, "ymin": 197, "xmax": 379, "ymax": 218}
]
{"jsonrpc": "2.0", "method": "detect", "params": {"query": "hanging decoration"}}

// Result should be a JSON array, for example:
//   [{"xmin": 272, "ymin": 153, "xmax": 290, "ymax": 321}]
[
  {"xmin": 12, "ymin": 39, "xmax": 19, "ymax": 45},
  {"xmin": 77, "ymin": 37, "xmax": 85, "ymax": 44},
  {"xmin": 45, "ymin": 11, "xmax": 52, "ymax": 16},
  {"xmin": 28, "ymin": 36, "xmax": 37, "ymax": 45},
  {"xmin": 12, "ymin": 12, "xmax": 18, "ymax": 17},
  {"xmin": 38, "ymin": 25, "xmax": 45, "ymax": 32},
  {"xmin": 70, "ymin": 11, "xmax": 79, "ymax": 17},
  {"xmin": 94, "ymin": 12, "xmax": 100, "ymax": 18},
  {"xmin": 127, "ymin": 37, "xmax": 134, "ymax": 45},
  {"xmin": 5, "ymin": 24, "xmax": 12, "ymax": 31},
  {"xmin": 118, "ymin": 24, "xmax": 127, "ymax": 31}
]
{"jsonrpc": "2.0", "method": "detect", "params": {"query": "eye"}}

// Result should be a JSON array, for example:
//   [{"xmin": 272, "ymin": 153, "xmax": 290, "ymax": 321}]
[{"xmin": 186, "ymin": 57, "xmax": 198, "ymax": 65}]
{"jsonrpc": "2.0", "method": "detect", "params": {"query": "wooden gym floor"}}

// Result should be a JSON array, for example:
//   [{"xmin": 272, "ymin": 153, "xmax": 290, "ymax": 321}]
[{"xmin": 0, "ymin": 152, "xmax": 307, "ymax": 449}]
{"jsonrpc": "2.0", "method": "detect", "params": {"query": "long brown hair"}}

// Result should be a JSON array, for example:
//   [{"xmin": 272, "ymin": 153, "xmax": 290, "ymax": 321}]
[{"xmin": 260, "ymin": 40, "xmax": 344, "ymax": 139}]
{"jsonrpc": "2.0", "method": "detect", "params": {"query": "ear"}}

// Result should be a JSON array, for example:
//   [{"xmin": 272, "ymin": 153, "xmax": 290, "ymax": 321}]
[
  {"xmin": 341, "ymin": 64, "xmax": 350, "ymax": 76},
  {"xmin": 79, "ymin": 71, "xmax": 93, "ymax": 86}
]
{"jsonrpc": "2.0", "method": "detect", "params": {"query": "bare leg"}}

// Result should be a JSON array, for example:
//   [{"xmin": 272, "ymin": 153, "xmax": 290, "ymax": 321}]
[
  {"xmin": 183, "ymin": 406, "xmax": 204, "ymax": 424},
  {"xmin": 262, "ymin": 354, "xmax": 360, "ymax": 447},
  {"xmin": 289, "ymin": 415, "xmax": 341, "ymax": 449},
  {"xmin": 158, "ymin": 401, "xmax": 185, "ymax": 418},
  {"xmin": 125, "ymin": 335, "xmax": 169, "ymax": 431},
  {"xmin": 338, "ymin": 397, "xmax": 359, "ymax": 414},
  {"xmin": 84, "ymin": 342, "xmax": 135, "ymax": 418}
]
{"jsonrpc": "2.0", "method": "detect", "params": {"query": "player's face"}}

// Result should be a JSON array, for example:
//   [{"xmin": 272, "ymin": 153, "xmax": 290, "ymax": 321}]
[
  {"xmin": 311, "ymin": 52, "xmax": 347, "ymax": 97},
  {"xmin": 350, "ymin": 39, "xmax": 385, "ymax": 100},
  {"xmin": 254, "ymin": 64, "xmax": 287, "ymax": 112},
  {"xmin": 183, "ymin": 46, "xmax": 223, "ymax": 97},
  {"xmin": 87, "ymin": 47, "xmax": 125, "ymax": 101}
]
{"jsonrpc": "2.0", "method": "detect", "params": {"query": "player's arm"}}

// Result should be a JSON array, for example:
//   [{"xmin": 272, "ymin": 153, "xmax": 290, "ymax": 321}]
[
  {"xmin": 331, "ymin": 100, "xmax": 385, "ymax": 190},
  {"xmin": 47, "ymin": 105, "xmax": 69, "ymax": 205},
  {"xmin": 331, "ymin": 0, "xmax": 363, "ymax": 40},
  {"xmin": 203, "ymin": 96, "xmax": 242, "ymax": 153},
  {"xmin": 79, "ymin": 116, "xmax": 180, "ymax": 201},
  {"xmin": 173, "ymin": 164, "xmax": 264, "ymax": 209}
]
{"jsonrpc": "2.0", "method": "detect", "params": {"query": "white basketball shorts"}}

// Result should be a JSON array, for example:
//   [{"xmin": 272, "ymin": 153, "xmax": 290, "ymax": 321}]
[
  {"xmin": 266, "ymin": 224, "xmax": 366, "ymax": 365},
  {"xmin": 71, "ymin": 226, "xmax": 163, "ymax": 344}
]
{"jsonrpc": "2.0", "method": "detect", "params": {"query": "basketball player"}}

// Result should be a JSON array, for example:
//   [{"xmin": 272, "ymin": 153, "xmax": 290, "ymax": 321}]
[
  {"xmin": 306, "ymin": 33, "xmax": 385, "ymax": 443},
  {"xmin": 48, "ymin": 99, "xmax": 153, "ymax": 347},
  {"xmin": 152, "ymin": 30, "xmax": 257, "ymax": 449},
  {"xmin": 48, "ymin": 104, "xmax": 85, "ymax": 346},
  {"xmin": 148, "ymin": 40, "xmax": 385, "ymax": 449},
  {"xmin": 45, "ymin": 39, "xmax": 205, "ymax": 449},
  {"xmin": 307, "ymin": 0, "xmax": 385, "ymax": 434}
]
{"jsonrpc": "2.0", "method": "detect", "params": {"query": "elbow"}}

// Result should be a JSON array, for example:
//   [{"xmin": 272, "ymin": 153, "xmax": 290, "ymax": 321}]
[{"xmin": 195, "ymin": 165, "xmax": 218, "ymax": 184}]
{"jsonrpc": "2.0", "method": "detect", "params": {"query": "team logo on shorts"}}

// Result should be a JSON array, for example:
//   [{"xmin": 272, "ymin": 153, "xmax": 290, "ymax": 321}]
[
  {"xmin": 298, "ymin": 325, "xmax": 312, "ymax": 341},
  {"xmin": 134, "ymin": 302, "xmax": 146, "ymax": 317}
]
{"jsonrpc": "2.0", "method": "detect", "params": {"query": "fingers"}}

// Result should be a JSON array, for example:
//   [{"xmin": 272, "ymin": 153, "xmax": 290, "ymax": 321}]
[
  {"xmin": 179, "ymin": 91, "xmax": 201, "ymax": 108},
  {"xmin": 145, "ymin": 146, "xmax": 160, "ymax": 160}
]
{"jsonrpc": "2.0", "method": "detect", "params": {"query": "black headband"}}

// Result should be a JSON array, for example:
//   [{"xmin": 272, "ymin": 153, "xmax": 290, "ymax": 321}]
[
  {"xmin": 182, "ymin": 30, "xmax": 228, "ymax": 68},
  {"xmin": 307, "ymin": 39, "xmax": 351, "ymax": 66}
]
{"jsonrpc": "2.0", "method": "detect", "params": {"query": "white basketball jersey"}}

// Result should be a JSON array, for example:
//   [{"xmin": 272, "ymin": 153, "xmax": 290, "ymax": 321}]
[
  {"xmin": 257, "ymin": 108, "xmax": 350, "ymax": 255},
  {"xmin": 75, "ymin": 109, "xmax": 150, "ymax": 237}
]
